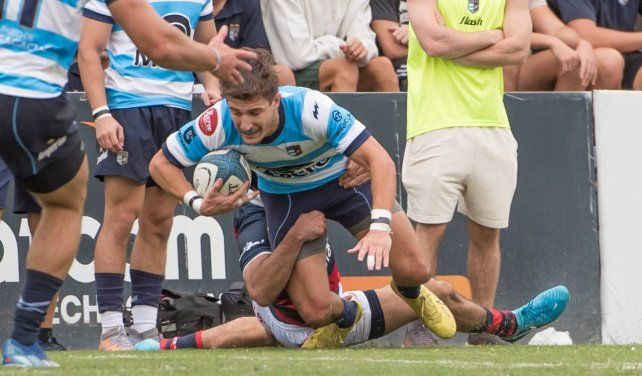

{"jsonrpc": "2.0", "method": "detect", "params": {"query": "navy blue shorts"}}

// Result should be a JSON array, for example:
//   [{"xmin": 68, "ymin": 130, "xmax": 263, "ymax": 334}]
[
  {"xmin": 261, "ymin": 179, "xmax": 399, "ymax": 251},
  {"xmin": 0, "ymin": 157, "xmax": 10, "ymax": 210},
  {"xmin": 95, "ymin": 106, "xmax": 191, "ymax": 186},
  {"xmin": 0, "ymin": 94, "xmax": 85, "ymax": 193},
  {"xmin": 0, "ymin": 157, "xmax": 41, "ymax": 213}
]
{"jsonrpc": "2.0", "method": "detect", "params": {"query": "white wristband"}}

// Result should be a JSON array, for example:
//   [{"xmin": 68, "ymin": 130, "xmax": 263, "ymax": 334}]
[
  {"xmin": 183, "ymin": 190, "xmax": 203, "ymax": 214},
  {"xmin": 211, "ymin": 47, "xmax": 221, "ymax": 73},
  {"xmin": 191, "ymin": 198, "xmax": 203, "ymax": 215},
  {"xmin": 91, "ymin": 105, "xmax": 109, "ymax": 116},
  {"xmin": 370, "ymin": 223, "xmax": 392, "ymax": 233},
  {"xmin": 94, "ymin": 113, "xmax": 112, "ymax": 122},
  {"xmin": 371, "ymin": 209, "xmax": 392, "ymax": 220}
]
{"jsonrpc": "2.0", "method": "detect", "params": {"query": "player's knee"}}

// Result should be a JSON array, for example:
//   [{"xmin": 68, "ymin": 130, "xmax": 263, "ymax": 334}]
[
  {"xmin": 298, "ymin": 301, "xmax": 333, "ymax": 328},
  {"xmin": 431, "ymin": 280, "xmax": 457, "ymax": 305}
]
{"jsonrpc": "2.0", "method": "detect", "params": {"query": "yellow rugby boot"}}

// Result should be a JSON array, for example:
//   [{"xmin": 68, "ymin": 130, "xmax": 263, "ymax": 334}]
[
  {"xmin": 301, "ymin": 301, "xmax": 363, "ymax": 349},
  {"xmin": 391, "ymin": 281, "xmax": 457, "ymax": 339}
]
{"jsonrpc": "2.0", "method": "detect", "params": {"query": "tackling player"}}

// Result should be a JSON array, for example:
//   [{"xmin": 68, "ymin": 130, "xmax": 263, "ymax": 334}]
[
  {"xmin": 150, "ymin": 48, "xmax": 458, "ymax": 349},
  {"xmin": 0, "ymin": 0, "xmax": 253, "ymax": 368},
  {"xmin": 136, "ymin": 192, "xmax": 569, "ymax": 350}
]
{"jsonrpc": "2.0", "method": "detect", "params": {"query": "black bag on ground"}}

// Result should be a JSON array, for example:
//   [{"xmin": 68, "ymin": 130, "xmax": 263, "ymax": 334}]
[
  {"xmin": 157, "ymin": 288, "xmax": 222, "ymax": 338},
  {"xmin": 220, "ymin": 282, "xmax": 254, "ymax": 322}
]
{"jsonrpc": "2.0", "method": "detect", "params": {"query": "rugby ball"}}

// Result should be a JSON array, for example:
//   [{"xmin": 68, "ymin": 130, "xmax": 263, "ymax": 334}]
[{"xmin": 193, "ymin": 150, "xmax": 251, "ymax": 196}]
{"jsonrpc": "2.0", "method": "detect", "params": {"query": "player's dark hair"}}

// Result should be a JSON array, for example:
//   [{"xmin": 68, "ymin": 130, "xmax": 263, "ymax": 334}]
[{"xmin": 220, "ymin": 48, "xmax": 279, "ymax": 102}]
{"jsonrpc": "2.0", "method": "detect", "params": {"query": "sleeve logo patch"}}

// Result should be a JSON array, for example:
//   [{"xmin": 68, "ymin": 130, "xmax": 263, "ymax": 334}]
[{"xmin": 198, "ymin": 107, "xmax": 218, "ymax": 136}]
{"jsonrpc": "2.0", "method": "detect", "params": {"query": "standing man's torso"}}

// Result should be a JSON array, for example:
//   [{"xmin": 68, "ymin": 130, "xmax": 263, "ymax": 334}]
[{"xmin": 406, "ymin": 0, "xmax": 510, "ymax": 139}]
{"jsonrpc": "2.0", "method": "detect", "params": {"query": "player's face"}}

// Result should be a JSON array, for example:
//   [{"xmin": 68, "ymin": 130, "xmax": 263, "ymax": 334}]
[{"xmin": 228, "ymin": 94, "xmax": 281, "ymax": 145}]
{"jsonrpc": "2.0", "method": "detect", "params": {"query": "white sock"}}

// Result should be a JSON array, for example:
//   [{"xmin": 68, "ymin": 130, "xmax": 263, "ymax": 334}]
[
  {"xmin": 131, "ymin": 305, "xmax": 158, "ymax": 333},
  {"xmin": 100, "ymin": 311, "xmax": 124, "ymax": 334}
]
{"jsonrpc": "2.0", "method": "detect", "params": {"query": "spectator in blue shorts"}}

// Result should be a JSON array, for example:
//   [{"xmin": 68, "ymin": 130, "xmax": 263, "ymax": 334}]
[
  {"xmin": 547, "ymin": 0, "xmax": 642, "ymax": 90},
  {"xmin": 213, "ymin": 0, "xmax": 295, "ymax": 86}
]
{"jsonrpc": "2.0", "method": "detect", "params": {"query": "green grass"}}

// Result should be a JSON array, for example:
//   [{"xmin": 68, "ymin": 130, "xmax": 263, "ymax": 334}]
[{"xmin": 1, "ymin": 346, "xmax": 640, "ymax": 375}]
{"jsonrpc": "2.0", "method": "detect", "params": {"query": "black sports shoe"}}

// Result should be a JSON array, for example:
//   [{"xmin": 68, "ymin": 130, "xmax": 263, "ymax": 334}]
[{"xmin": 39, "ymin": 332, "xmax": 67, "ymax": 351}]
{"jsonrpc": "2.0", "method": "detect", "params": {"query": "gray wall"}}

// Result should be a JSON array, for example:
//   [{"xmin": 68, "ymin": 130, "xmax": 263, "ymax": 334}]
[{"xmin": 0, "ymin": 92, "xmax": 600, "ymax": 347}]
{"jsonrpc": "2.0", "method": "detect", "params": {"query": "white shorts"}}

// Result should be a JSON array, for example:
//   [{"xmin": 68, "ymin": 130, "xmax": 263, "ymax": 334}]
[
  {"xmin": 402, "ymin": 127, "xmax": 518, "ymax": 229},
  {"xmin": 252, "ymin": 290, "xmax": 380, "ymax": 348}
]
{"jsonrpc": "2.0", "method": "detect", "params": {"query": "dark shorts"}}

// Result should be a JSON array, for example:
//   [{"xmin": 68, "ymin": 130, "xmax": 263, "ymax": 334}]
[
  {"xmin": 294, "ymin": 61, "xmax": 323, "ymax": 90},
  {"xmin": 260, "ymin": 179, "xmax": 402, "ymax": 254},
  {"xmin": 623, "ymin": 52, "xmax": 642, "ymax": 89},
  {"xmin": 0, "ymin": 94, "xmax": 85, "ymax": 194},
  {"xmin": 0, "ymin": 158, "xmax": 42, "ymax": 213},
  {"xmin": 0, "ymin": 157, "xmax": 10, "ymax": 210},
  {"xmin": 95, "ymin": 106, "xmax": 190, "ymax": 186}
]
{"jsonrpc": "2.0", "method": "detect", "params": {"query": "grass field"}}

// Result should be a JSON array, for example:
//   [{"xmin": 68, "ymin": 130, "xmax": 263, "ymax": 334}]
[{"xmin": 1, "ymin": 346, "xmax": 640, "ymax": 375}]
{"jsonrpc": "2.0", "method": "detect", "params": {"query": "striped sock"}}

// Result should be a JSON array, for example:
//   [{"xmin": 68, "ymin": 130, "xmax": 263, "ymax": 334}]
[
  {"xmin": 160, "ymin": 331, "xmax": 204, "ymax": 350},
  {"xmin": 11, "ymin": 270, "xmax": 63, "ymax": 346},
  {"xmin": 483, "ymin": 308, "xmax": 517, "ymax": 337}
]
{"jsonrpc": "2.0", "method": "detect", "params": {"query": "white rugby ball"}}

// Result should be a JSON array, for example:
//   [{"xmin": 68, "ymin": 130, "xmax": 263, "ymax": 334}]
[{"xmin": 193, "ymin": 149, "xmax": 252, "ymax": 196}]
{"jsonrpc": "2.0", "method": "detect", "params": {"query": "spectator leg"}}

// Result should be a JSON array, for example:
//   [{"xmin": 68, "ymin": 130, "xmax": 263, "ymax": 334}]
[
  {"xmin": 592, "ymin": 48, "xmax": 623, "ymax": 90},
  {"xmin": 318, "ymin": 57, "xmax": 358, "ymax": 92},
  {"xmin": 273, "ymin": 64, "xmax": 296, "ymax": 86},
  {"xmin": 357, "ymin": 56, "xmax": 399, "ymax": 92}
]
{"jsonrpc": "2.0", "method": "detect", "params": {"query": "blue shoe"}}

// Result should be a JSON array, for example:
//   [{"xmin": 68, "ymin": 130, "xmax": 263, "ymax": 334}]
[
  {"xmin": 2, "ymin": 339, "xmax": 59, "ymax": 367},
  {"xmin": 134, "ymin": 338, "xmax": 160, "ymax": 351},
  {"xmin": 504, "ymin": 286, "xmax": 570, "ymax": 343}
]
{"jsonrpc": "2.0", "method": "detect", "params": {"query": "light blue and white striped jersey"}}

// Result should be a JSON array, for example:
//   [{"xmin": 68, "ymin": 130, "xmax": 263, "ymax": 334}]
[
  {"xmin": 0, "ymin": 0, "xmax": 84, "ymax": 98},
  {"xmin": 83, "ymin": 0, "xmax": 213, "ymax": 110},
  {"xmin": 163, "ymin": 86, "xmax": 372, "ymax": 194}
]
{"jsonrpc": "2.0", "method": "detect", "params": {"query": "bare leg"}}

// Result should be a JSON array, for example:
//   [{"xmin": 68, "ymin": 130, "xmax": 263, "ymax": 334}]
[
  {"xmin": 94, "ymin": 177, "xmax": 145, "ymax": 274},
  {"xmin": 318, "ymin": 58, "xmax": 359, "ymax": 92},
  {"xmin": 592, "ymin": 48, "xmax": 624, "ymax": 90},
  {"xmin": 357, "ymin": 56, "xmax": 400, "ymax": 92},
  {"xmin": 26, "ymin": 158, "xmax": 88, "ymax": 279},
  {"xmin": 285, "ymin": 251, "xmax": 344, "ymax": 328},
  {"xmin": 273, "ymin": 64, "xmax": 296, "ymax": 86},
  {"xmin": 467, "ymin": 220, "xmax": 501, "ymax": 308},
  {"xmin": 129, "ymin": 186, "xmax": 176, "ymax": 275},
  {"xmin": 200, "ymin": 317, "xmax": 275, "ymax": 349},
  {"xmin": 414, "ymin": 223, "xmax": 448, "ymax": 278}
]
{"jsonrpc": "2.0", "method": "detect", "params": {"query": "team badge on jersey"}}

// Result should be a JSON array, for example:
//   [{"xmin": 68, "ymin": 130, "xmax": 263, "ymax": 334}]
[
  {"xmin": 468, "ymin": 0, "xmax": 479, "ymax": 13},
  {"xmin": 199, "ymin": 107, "xmax": 218, "ymax": 136},
  {"xmin": 228, "ymin": 24, "xmax": 240, "ymax": 41},
  {"xmin": 286, "ymin": 145, "xmax": 303, "ymax": 157}
]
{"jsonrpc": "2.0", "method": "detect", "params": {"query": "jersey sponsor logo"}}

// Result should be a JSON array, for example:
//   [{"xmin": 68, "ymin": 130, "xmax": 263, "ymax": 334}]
[
  {"xmin": 313, "ymin": 102, "xmax": 319, "ymax": 120},
  {"xmin": 180, "ymin": 126, "xmax": 196, "ymax": 148},
  {"xmin": 460, "ymin": 16, "xmax": 482, "ymax": 26},
  {"xmin": 134, "ymin": 14, "xmax": 192, "ymax": 68},
  {"xmin": 333, "ymin": 112, "xmax": 353, "ymax": 138},
  {"xmin": 467, "ymin": 0, "xmax": 479, "ymax": 14},
  {"xmin": 286, "ymin": 144, "xmax": 302, "ymax": 156},
  {"xmin": 332, "ymin": 110, "xmax": 343, "ymax": 123},
  {"xmin": 198, "ymin": 107, "xmax": 218, "ymax": 136},
  {"xmin": 259, "ymin": 157, "xmax": 332, "ymax": 179}
]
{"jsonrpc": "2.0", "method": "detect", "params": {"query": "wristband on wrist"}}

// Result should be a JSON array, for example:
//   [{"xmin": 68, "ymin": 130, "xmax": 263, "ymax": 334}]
[
  {"xmin": 183, "ymin": 190, "xmax": 203, "ymax": 215},
  {"xmin": 371, "ymin": 209, "xmax": 392, "ymax": 221},
  {"xmin": 211, "ymin": 47, "xmax": 221, "ymax": 73},
  {"xmin": 92, "ymin": 105, "xmax": 110, "ymax": 121},
  {"xmin": 370, "ymin": 222, "xmax": 392, "ymax": 233},
  {"xmin": 371, "ymin": 217, "xmax": 391, "ymax": 225}
]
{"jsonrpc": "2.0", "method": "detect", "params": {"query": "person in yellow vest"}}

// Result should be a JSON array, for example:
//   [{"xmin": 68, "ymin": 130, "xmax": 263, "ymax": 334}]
[{"xmin": 404, "ymin": 0, "xmax": 531, "ymax": 345}]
